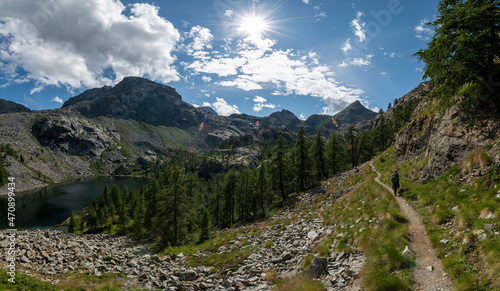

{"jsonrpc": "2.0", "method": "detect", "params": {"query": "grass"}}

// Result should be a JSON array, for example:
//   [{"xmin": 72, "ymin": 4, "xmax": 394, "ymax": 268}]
[
  {"xmin": 0, "ymin": 269, "xmax": 146, "ymax": 291},
  {"xmin": 187, "ymin": 246, "xmax": 259, "ymax": 273},
  {"xmin": 373, "ymin": 145, "xmax": 500, "ymax": 290},
  {"xmin": 272, "ymin": 274, "xmax": 324, "ymax": 291},
  {"xmin": 321, "ymin": 164, "xmax": 414, "ymax": 291}
]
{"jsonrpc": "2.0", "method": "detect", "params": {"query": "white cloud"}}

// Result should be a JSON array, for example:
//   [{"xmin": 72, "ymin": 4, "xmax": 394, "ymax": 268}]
[
  {"xmin": 252, "ymin": 95, "xmax": 275, "ymax": 112},
  {"xmin": 351, "ymin": 11, "xmax": 366, "ymax": 43},
  {"xmin": 253, "ymin": 96, "xmax": 267, "ymax": 103},
  {"xmin": 224, "ymin": 10, "xmax": 234, "ymax": 17},
  {"xmin": 302, "ymin": 0, "xmax": 310, "ymax": 4},
  {"xmin": 380, "ymin": 72, "xmax": 388, "ymax": 76},
  {"xmin": 415, "ymin": 18, "xmax": 433, "ymax": 41},
  {"xmin": 51, "ymin": 96, "xmax": 63, "ymax": 104},
  {"xmin": 184, "ymin": 33, "xmax": 364, "ymax": 113},
  {"xmin": 0, "ymin": 0, "xmax": 181, "ymax": 92},
  {"xmin": 208, "ymin": 97, "xmax": 240, "ymax": 116},
  {"xmin": 383, "ymin": 52, "xmax": 396, "ymax": 58},
  {"xmin": 201, "ymin": 76, "xmax": 212, "ymax": 82},
  {"xmin": 299, "ymin": 113, "xmax": 306, "ymax": 120},
  {"xmin": 341, "ymin": 39, "xmax": 352, "ymax": 53},
  {"xmin": 185, "ymin": 25, "xmax": 213, "ymax": 55},
  {"xmin": 338, "ymin": 54, "xmax": 373, "ymax": 67}
]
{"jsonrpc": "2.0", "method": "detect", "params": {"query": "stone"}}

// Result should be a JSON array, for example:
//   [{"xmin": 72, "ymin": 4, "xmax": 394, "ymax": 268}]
[
  {"xmin": 306, "ymin": 257, "xmax": 328, "ymax": 277},
  {"xmin": 402, "ymin": 245, "xmax": 412, "ymax": 256},
  {"xmin": 308, "ymin": 230, "xmax": 319, "ymax": 240},
  {"xmin": 427, "ymin": 266, "xmax": 434, "ymax": 272}
]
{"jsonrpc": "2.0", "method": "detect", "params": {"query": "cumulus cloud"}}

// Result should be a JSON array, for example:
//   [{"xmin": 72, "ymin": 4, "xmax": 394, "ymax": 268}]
[
  {"xmin": 224, "ymin": 10, "xmax": 234, "ymax": 17},
  {"xmin": 0, "ymin": 0, "xmax": 180, "ymax": 92},
  {"xmin": 252, "ymin": 95, "xmax": 275, "ymax": 112},
  {"xmin": 350, "ymin": 12, "xmax": 366, "ymax": 43},
  {"xmin": 204, "ymin": 97, "xmax": 240, "ymax": 116},
  {"xmin": 184, "ymin": 33, "xmax": 363, "ymax": 113},
  {"xmin": 184, "ymin": 25, "xmax": 213, "ymax": 56},
  {"xmin": 415, "ymin": 18, "xmax": 433, "ymax": 40},
  {"xmin": 51, "ymin": 96, "xmax": 63, "ymax": 104},
  {"xmin": 201, "ymin": 76, "xmax": 212, "ymax": 82}
]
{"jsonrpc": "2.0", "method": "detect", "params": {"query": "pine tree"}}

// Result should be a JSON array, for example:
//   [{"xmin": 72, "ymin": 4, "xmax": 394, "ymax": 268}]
[
  {"xmin": 256, "ymin": 162, "xmax": 267, "ymax": 215},
  {"xmin": 154, "ymin": 166, "xmax": 192, "ymax": 246},
  {"xmin": 326, "ymin": 133, "xmax": 343, "ymax": 176},
  {"xmin": 144, "ymin": 177, "xmax": 159, "ymax": 230},
  {"xmin": 68, "ymin": 211, "xmax": 77, "ymax": 233},
  {"xmin": 272, "ymin": 135, "xmax": 290, "ymax": 200},
  {"xmin": 89, "ymin": 205, "xmax": 98, "ymax": 231},
  {"xmin": 199, "ymin": 207, "xmax": 210, "ymax": 243},
  {"xmin": 222, "ymin": 169, "xmax": 237, "ymax": 227},
  {"xmin": 414, "ymin": 0, "xmax": 500, "ymax": 102},
  {"xmin": 293, "ymin": 125, "xmax": 312, "ymax": 191},
  {"xmin": 102, "ymin": 184, "xmax": 110, "ymax": 208},
  {"xmin": 346, "ymin": 126, "xmax": 358, "ymax": 167},
  {"xmin": 311, "ymin": 129, "xmax": 327, "ymax": 182},
  {"xmin": 132, "ymin": 194, "xmax": 145, "ymax": 239}
]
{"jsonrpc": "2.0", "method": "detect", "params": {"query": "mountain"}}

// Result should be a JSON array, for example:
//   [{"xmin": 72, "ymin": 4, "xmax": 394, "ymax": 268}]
[
  {"xmin": 0, "ymin": 76, "xmax": 378, "ymax": 192},
  {"xmin": 62, "ymin": 76, "xmax": 208, "ymax": 129},
  {"xmin": 0, "ymin": 98, "xmax": 31, "ymax": 114}
]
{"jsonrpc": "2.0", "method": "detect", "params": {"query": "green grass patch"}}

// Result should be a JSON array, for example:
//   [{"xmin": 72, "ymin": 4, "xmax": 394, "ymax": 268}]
[
  {"xmin": 0, "ymin": 269, "xmax": 57, "ymax": 291},
  {"xmin": 272, "ymin": 274, "xmax": 324, "ymax": 291},
  {"xmin": 187, "ymin": 246, "xmax": 259, "ymax": 273}
]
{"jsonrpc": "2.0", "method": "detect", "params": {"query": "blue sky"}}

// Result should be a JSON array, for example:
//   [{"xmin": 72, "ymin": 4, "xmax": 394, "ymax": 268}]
[{"xmin": 0, "ymin": 0, "xmax": 437, "ymax": 119}]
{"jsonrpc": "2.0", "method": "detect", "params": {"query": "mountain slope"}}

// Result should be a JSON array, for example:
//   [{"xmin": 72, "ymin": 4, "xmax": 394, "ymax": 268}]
[{"xmin": 0, "ymin": 98, "xmax": 31, "ymax": 114}]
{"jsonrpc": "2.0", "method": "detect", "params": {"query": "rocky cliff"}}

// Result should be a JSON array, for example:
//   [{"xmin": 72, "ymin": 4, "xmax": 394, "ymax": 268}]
[{"xmin": 389, "ymin": 82, "xmax": 500, "ymax": 182}]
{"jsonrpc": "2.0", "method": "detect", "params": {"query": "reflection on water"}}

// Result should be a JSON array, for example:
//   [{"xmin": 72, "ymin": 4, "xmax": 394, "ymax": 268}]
[{"xmin": 0, "ymin": 176, "xmax": 148, "ymax": 228}]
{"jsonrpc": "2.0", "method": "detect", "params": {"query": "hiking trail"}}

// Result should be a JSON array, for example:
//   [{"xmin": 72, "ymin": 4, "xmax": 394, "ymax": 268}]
[{"xmin": 370, "ymin": 162, "xmax": 455, "ymax": 291}]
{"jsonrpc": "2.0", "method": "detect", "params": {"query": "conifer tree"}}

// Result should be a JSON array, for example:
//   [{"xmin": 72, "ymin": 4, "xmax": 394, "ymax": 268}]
[
  {"xmin": 222, "ymin": 169, "xmax": 237, "ymax": 227},
  {"xmin": 272, "ymin": 135, "xmax": 290, "ymax": 200},
  {"xmin": 326, "ymin": 133, "xmax": 343, "ymax": 176},
  {"xmin": 293, "ymin": 125, "xmax": 312, "ymax": 191},
  {"xmin": 199, "ymin": 207, "xmax": 210, "ymax": 243},
  {"xmin": 132, "ymin": 194, "xmax": 145, "ymax": 239},
  {"xmin": 68, "ymin": 211, "xmax": 77, "ymax": 233},
  {"xmin": 256, "ymin": 162, "xmax": 267, "ymax": 215},
  {"xmin": 346, "ymin": 126, "xmax": 358, "ymax": 167},
  {"xmin": 312, "ymin": 129, "xmax": 327, "ymax": 181},
  {"xmin": 414, "ymin": 0, "xmax": 500, "ymax": 102},
  {"xmin": 102, "ymin": 184, "xmax": 110, "ymax": 207},
  {"xmin": 144, "ymin": 177, "xmax": 159, "ymax": 230},
  {"xmin": 89, "ymin": 205, "xmax": 98, "ymax": 231}
]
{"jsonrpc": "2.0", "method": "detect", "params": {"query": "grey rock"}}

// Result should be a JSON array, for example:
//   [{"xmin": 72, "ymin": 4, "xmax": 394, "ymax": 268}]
[{"xmin": 307, "ymin": 257, "xmax": 328, "ymax": 277}]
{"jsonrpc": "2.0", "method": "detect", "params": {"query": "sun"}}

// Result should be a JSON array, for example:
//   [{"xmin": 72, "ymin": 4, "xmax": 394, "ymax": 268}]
[{"xmin": 238, "ymin": 14, "xmax": 269, "ymax": 36}]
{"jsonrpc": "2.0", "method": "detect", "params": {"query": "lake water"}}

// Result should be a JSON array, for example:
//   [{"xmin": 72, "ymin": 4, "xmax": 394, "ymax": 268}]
[{"xmin": 0, "ymin": 176, "xmax": 148, "ymax": 228}]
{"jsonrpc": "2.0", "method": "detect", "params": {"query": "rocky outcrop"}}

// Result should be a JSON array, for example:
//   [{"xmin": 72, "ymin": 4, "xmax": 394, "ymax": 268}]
[
  {"xmin": 31, "ymin": 112, "xmax": 115, "ymax": 158},
  {"xmin": 393, "ymin": 83, "xmax": 500, "ymax": 182},
  {"xmin": 0, "ymin": 99, "xmax": 31, "ymax": 114}
]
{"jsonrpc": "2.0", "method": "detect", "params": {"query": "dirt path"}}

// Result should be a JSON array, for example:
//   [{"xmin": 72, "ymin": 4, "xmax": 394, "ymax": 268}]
[{"xmin": 370, "ymin": 163, "xmax": 455, "ymax": 291}]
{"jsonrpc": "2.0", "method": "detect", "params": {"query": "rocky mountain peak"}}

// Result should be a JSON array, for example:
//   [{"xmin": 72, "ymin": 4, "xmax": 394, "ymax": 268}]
[{"xmin": 333, "ymin": 100, "xmax": 377, "ymax": 124}]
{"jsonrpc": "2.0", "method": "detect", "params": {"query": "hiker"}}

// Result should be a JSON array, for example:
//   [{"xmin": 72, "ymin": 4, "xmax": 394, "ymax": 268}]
[{"xmin": 391, "ymin": 170, "xmax": 400, "ymax": 196}]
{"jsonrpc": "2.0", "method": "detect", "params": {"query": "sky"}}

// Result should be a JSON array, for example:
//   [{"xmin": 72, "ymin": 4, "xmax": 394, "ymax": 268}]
[{"xmin": 0, "ymin": 0, "xmax": 438, "ymax": 119}]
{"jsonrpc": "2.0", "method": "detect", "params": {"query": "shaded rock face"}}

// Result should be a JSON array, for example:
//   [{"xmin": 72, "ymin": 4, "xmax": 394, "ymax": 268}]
[
  {"xmin": 0, "ymin": 99, "xmax": 31, "ymax": 114},
  {"xmin": 394, "ymin": 92, "xmax": 500, "ymax": 182},
  {"xmin": 63, "ymin": 77, "xmax": 206, "ymax": 129},
  {"xmin": 31, "ymin": 114, "xmax": 113, "ymax": 158}
]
